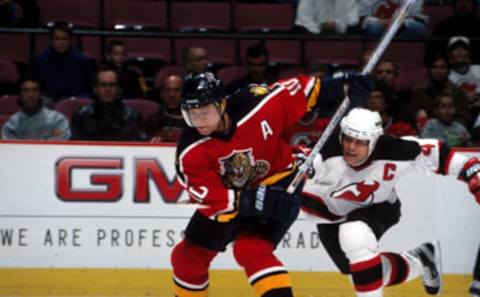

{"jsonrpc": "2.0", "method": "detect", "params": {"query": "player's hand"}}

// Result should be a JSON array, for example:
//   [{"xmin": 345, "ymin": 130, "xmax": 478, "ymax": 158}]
[
  {"xmin": 239, "ymin": 185, "xmax": 301, "ymax": 222},
  {"xmin": 460, "ymin": 157, "xmax": 480, "ymax": 204}
]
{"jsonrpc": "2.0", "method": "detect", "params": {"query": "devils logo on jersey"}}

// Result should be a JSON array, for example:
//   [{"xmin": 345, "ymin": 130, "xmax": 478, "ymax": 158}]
[
  {"xmin": 219, "ymin": 149, "xmax": 270, "ymax": 189},
  {"xmin": 372, "ymin": 0, "xmax": 400, "ymax": 19},
  {"xmin": 331, "ymin": 181, "xmax": 380, "ymax": 205}
]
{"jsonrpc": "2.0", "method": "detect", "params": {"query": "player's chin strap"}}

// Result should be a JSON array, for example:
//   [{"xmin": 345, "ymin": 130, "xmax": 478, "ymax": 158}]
[{"xmin": 286, "ymin": 0, "xmax": 418, "ymax": 194}]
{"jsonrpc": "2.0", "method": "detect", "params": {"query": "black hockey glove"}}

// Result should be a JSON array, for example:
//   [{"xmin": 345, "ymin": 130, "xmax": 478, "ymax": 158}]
[
  {"xmin": 239, "ymin": 185, "xmax": 302, "ymax": 222},
  {"xmin": 317, "ymin": 71, "xmax": 373, "ymax": 115}
]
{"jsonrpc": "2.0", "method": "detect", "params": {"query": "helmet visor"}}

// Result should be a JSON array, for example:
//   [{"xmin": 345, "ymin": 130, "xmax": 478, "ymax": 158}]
[{"xmin": 181, "ymin": 103, "xmax": 222, "ymax": 129}]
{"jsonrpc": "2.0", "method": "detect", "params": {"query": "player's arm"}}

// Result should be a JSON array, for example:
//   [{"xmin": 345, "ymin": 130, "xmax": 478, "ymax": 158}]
[
  {"xmin": 175, "ymin": 140, "xmax": 239, "ymax": 221},
  {"xmin": 276, "ymin": 73, "xmax": 372, "ymax": 124},
  {"xmin": 405, "ymin": 136, "xmax": 480, "ymax": 204}
]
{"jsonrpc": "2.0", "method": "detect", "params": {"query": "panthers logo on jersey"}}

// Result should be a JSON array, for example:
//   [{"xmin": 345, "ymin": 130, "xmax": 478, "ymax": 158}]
[{"xmin": 219, "ymin": 149, "xmax": 270, "ymax": 189}]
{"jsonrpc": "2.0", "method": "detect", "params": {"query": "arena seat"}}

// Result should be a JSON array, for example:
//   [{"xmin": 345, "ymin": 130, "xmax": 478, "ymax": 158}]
[
  {"xmin": 395, "ymin": 67, "xmax": 429, "ymax": 91},
  {"xmin": 305, "ymin": 40, "xmax": 362, "ymax": 67},
  {"xmin": 0, "ymin": 33, "xmax": 30, "ymax": 64},
  {"xmin": 171, "ymin": 2, "xmax": 231, "ymax": 32},
  {"xmin": 54, "ymin": 98, "xmax": 93, "ymax": 119},
  {"xmin": 105, "ymin": 37, "xmax": 172, "ymax": 78},
  {"xmin": 0, "ymin": 59, "xmax": 19, "ymax": 85},
  {"xmin": 0, "ymin": 114, "xmax": 10, "ymax": 131},
  {"xmin": 217, "ymin": 65, "xmax": 247, "ymax": 86},
  {"xmin": 104, "ymin": 0, "xmax": 167, "ymax": 31},
  {"xmin": 154, "ymin": 65, "xmax": 185, "ymax": 89},
  {"xmin": 381, "ymin": 41, "xmax": 426, "ymax": 70},
  {"xmin": 423, "ymin": 5, "xmax": 452, "ymax": 31},
  {"xmin": 174, "ymin": 38, "xmax": 236, "ymax": 67},
  {"xmin": 278, "ymin": 66, "xmax": 305, "ymax": 79},
  {"xmin": 0, "ymin": 95, "xmax": 20, "ymax": 116},
  {"xmin": 239, "ymin": 40, "xmax": 301, "ymax": 66},
  {"xmin": 123, "ymin": 99, "xmax": 159, "ymax": 122},
  {"xmin": 234, "ymin": 3, "xmax": 294, "ymax": 33},
  {"xmin": 36, "ymin": 0, "xmax": 100, "ymax": 28}
]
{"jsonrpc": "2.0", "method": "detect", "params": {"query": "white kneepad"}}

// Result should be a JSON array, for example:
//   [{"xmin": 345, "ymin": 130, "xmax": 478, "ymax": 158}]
[{"xmin": 339, "ymin": 221, "xmax": 379, "ymax": 263}]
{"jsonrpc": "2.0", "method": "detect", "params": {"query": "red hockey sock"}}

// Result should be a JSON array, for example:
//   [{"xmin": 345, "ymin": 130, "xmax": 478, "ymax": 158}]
[
  {"xmin": 233, "ymin": 232, "xmax": 292, "ymax": 297},
  {"xmin": 171, "ymin": 239, "xmax": 217, "ymax": 297},
  {"xmin": 350, "ymin": 255, "xmax": 383, "ymax": 293},
  {"xmin": 381, "ymin": 252, "xmax": 410, "ymax": 286}
]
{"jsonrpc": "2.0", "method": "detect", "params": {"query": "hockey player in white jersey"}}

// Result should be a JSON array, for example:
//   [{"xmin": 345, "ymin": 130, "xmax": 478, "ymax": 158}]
[{"xmin": 302, "ymin": 107, "xmax": 480, "ymax": 296}]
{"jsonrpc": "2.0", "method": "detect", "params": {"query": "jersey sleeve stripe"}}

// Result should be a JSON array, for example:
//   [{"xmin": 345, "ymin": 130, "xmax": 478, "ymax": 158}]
[{"xmin": 305, "ymin": 77, "xmax": 321, "ymax": 112}]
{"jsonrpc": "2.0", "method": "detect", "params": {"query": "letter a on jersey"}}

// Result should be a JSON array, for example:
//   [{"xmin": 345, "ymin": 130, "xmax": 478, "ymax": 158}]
[{"xmin": 261, "ymin": 120, "xmax": 273, "ymax": 140}]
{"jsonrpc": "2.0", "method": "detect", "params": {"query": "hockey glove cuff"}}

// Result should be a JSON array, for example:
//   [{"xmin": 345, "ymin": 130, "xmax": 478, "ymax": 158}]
[{"xmin": 240, "ymin": 185, "xmax": 302, "ymax": 222}]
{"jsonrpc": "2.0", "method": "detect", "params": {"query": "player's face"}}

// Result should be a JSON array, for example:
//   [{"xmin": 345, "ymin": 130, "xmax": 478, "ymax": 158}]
[
  {"xmin": 342, "ymin": 135, "xmax": 369, "ymax": 167},
  {"xmin": 187, "ymin": 103, "xmax": 222, "ymax": 135}
]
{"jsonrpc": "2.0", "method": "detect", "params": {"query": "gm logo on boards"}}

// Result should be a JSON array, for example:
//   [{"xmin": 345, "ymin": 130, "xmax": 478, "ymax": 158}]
[{"xmin": 55, "ymin": 157, "xmax": 183, "ymax": 203}]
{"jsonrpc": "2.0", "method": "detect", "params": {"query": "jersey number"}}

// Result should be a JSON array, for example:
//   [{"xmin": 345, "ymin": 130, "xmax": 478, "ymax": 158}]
[{"xmin": 282, "ymin": 78, "xmax": 301, "ymax": 96}]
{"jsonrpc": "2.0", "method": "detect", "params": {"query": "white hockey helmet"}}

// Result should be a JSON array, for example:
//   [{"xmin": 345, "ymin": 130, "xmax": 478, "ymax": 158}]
[{"xmin": 340, "ymin": 108, "xmax": 383, "ymax": 157}]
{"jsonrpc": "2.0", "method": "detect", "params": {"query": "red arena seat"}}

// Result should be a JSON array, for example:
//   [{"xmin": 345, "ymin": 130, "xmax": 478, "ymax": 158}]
[
  {"xmin": 104, "ymin": 0, "xmax": 167, "ymax": 30},
  {"xmin": 0, "ymin": 95, "xmax": 20, "ymax": 115},
  {"xmin": 123, "ymin": 99, "xmax": 159, "ymax": 122},
  {"xmin": 171, "ymin": 2, "xmax": 231, "ymax": 32},
  {"xmin": 234, "ymin": 3, "xmax": 294, "ymax": 33},
  {"xmin": 36, "ymin": 0, "xmax": 100, "ymax": 28},
  {"xmin": 54, "ymin": 97, "xmax": 93, "ymax": 119}
]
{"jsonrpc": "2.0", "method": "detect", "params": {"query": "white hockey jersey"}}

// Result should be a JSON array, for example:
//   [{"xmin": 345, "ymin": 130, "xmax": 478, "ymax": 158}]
[{"xmin": 301, "ymin": 134, "xmax": 469, "ymax": 222}]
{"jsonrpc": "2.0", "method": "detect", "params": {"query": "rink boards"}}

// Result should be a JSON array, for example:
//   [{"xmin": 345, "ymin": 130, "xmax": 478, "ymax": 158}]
[{"xmin": 0, "ymin": 140, "xmax": 478, "ymax": 295}]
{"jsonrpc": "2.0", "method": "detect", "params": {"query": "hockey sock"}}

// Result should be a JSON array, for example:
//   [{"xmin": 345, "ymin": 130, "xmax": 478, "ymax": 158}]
[
  {"xmin": 350, "ymin": 255, "xmax": 383, "ymax": 297},
  {"xmin": 381, "ymin": 252, "xmax": 411, "ymax": 286},
  {"xmin": 171, "ymin": 239, "xmax": 217, "ymax": 297},
  {"xmin": 233, "ymin": 232, "xmax": 293, "ymax": 297}
]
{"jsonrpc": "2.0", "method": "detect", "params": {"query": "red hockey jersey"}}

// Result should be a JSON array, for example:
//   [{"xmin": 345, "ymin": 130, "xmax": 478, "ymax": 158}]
[{"xmin": 176, "ymin": 75, "xmax": 320, "ymax": 221}]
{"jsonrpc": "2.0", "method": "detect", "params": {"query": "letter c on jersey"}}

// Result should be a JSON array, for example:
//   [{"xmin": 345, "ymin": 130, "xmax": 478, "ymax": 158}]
[{"xmin": 383, "ymin": 163, "xmax": 396, "ymax": 181}]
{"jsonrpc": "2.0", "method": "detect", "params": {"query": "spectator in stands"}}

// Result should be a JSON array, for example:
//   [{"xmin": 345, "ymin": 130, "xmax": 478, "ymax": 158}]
[
  {"xmin": 373, "ymin": 59, "xmax": 414, "ymax": 109},
  {"xmin": 357, "ymin": 0, "xmax": 428, "ymax": 36},
  {"xmin": 182, "ymin": 46, "xmax": 210, "ymax": 76},
  {"xmin": 447, "ymin": 36, "xmax": 480, "ymax": 109},
  {"xmin": 0, "ymin": 0, "xmax": 39, "ymax": 27},
  {"xmin": 293, "ymin": 0, "xmax": 359, "ymax": 34},
  {"xmin": 226, "ymin": 43, "xmax": 277, "ymax": 94},
  {"xmin": 32, "ymin": 21, "xmax": 95, "ymax": 102},
  {"xmin": 411, "ymin": 54, "xmax": 471, "ymax": 129},
  {"xmin": 1, "ymin": 77, "xmax": 70, "ymax": 140},
  {"xmin": 70, "ymin": 68, "xmax": 143, "ymax": 141},
  {"xmin": 144, "ymin": 75, "xmax": 187, "ymax": 143},
  {"xmin": 420, "ymin": 93, "xmax": 470, "ymax": 146},
  {"xmin": 367, "ymin": 81, "xmax": 417, "ymax": 137},
  {"xmin": 425, "ymin": 0, "xmax": 480, "ymax": 65},
  {"xmin": 105, "ymin": 40, "xmax": 147, "ymax": 99}
]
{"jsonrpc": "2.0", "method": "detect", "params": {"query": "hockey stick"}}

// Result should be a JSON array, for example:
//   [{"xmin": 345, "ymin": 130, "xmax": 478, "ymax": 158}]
[{"xmin": 286, "ymin": 0, "xmax": 418, "ymax": 194}]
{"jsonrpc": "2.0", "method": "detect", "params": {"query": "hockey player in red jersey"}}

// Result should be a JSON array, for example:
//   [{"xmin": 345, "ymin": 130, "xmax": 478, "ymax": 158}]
[
  {"xmin": 171, "ymin": 71, "xmax": 369, "ymax": 297},
  {"xmin": 302, "ymin": 107, "xmax": 480, "ymax": 297}
]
